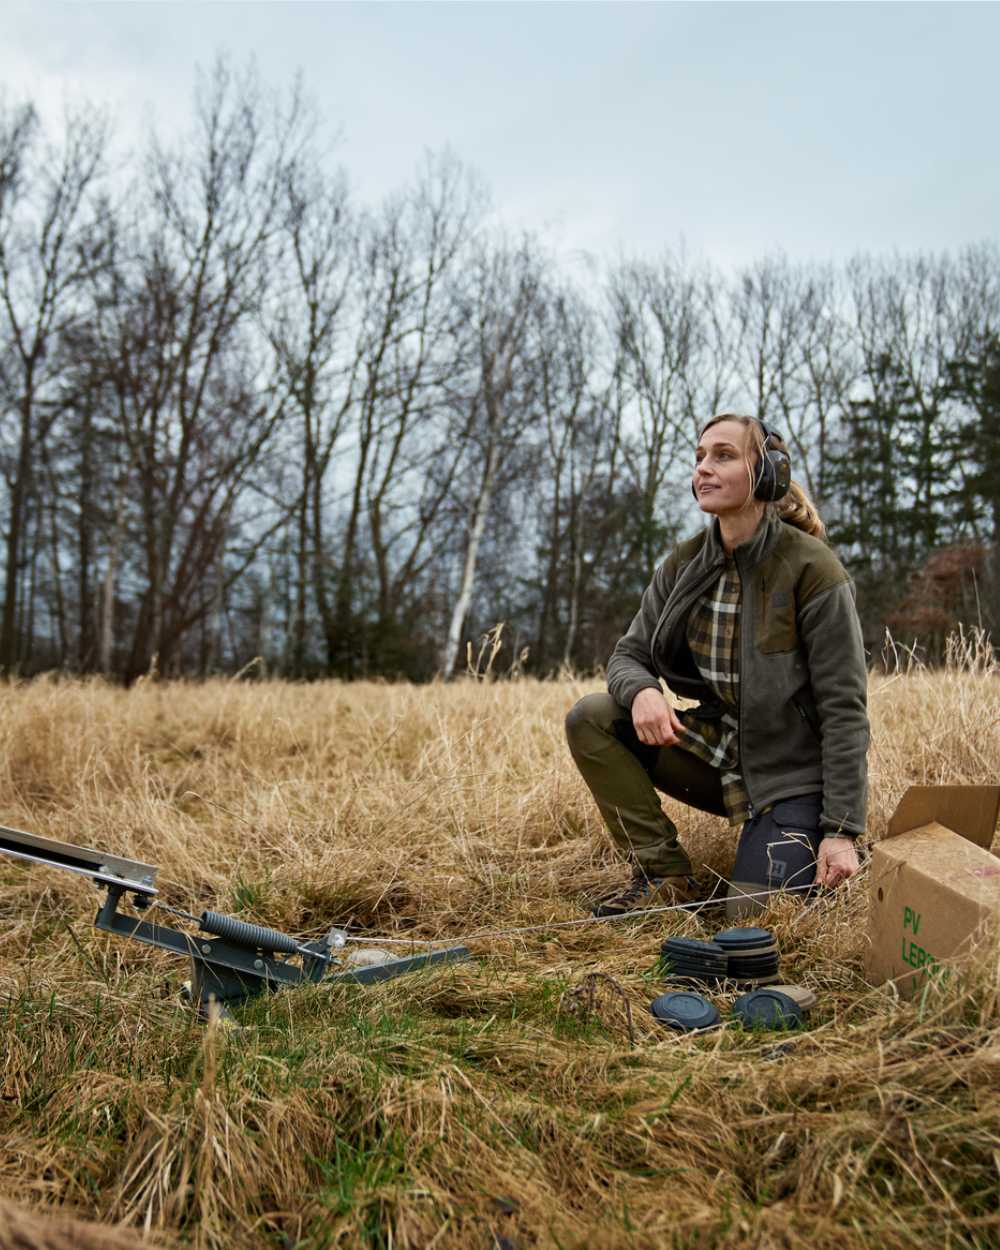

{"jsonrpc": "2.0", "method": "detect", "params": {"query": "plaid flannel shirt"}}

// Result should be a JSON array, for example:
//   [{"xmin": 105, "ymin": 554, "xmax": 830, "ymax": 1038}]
[{"xmin": 674, "ymin": 558, "xmax": 750, "ymax": 825}]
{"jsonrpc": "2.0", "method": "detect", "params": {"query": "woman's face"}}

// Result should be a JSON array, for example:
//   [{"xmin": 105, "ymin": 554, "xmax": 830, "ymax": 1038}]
[{"xmin": 693, "ymin": 420, "xmax": 757, "ymax": 515}]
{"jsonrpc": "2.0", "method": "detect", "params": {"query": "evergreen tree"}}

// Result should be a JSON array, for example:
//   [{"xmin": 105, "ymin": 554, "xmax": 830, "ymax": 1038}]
[
  {"xmin": 945, "ymin": 333, "xmax": 1000, "ymax": 542},
  {"xmin": 826, "ymin": 351, "xmax": 956, "ymax": 640}
]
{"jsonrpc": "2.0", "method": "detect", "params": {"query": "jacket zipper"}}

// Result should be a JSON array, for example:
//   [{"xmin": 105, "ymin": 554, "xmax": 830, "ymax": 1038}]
[
  {"xmin": 793, "ymin": 697, "xmax": 821, "ymax": 741},
  {"xmin": 736, "ymin": 552, "xmax": 756, "ymax": 818},
  {"xmin": 653, "ymin": 521, "xmax": 779, "ymax": 820}
]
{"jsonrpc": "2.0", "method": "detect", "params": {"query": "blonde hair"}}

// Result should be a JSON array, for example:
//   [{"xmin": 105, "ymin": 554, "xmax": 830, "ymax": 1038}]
[{"xmin": 698, "ymin": 413, "xmax": 825, "ymax": 539}]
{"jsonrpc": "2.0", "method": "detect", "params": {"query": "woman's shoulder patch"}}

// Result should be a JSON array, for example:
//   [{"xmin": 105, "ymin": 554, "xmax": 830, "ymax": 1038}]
[{"xmin": 780, "ymin": 527, "xmax": 849, "ymax": 603}]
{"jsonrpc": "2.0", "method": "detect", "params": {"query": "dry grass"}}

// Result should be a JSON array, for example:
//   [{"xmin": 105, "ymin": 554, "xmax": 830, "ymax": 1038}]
[{"xmin": 0, "ymin": 645, "xmax": 998, "ymax": 1249}]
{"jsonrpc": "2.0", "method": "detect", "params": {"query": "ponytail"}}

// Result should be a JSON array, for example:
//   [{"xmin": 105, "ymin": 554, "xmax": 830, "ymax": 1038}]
[{"xmin": 774, "ymin": 479, "xmax": 825, "ymax": 539}]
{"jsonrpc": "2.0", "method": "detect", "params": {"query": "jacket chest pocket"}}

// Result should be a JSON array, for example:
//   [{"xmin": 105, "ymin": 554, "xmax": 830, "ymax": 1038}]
[{"xmin": 755, "ymin": 581, "xmax": 797, "ymax": 654}]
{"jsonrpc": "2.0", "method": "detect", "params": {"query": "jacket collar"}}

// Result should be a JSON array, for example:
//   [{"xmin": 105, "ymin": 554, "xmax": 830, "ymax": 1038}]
[{"xmin": 702, "ymin": 512, "xmax": 781, "ymax": 570}]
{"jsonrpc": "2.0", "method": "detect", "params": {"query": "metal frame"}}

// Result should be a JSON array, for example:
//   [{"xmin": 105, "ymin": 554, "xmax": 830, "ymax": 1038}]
[{"xmin": 2, "ymin": 825, "xmax": 471, "ymax": 1015}]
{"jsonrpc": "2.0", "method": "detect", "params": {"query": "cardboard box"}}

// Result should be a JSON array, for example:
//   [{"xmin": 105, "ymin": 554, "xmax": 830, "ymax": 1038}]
[{"xmin": 866, "ymin": 785, "xmax": 1000, "ymax": 996}]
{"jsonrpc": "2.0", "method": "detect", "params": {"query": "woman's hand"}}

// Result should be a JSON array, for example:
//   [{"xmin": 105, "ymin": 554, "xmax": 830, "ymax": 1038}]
[
  {"xmin": 815, "ymin": 836, "xmax": 860, "ymax": 887},
  {"xmin": 631, "ymin": 688, "xmax": 685, "ymax": 747}
]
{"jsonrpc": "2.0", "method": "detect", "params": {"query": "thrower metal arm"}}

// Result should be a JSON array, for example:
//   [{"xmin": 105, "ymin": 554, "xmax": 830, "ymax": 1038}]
[{"xmin": 0, "ymin": 823, "xmax": 157, "ymax": 898}]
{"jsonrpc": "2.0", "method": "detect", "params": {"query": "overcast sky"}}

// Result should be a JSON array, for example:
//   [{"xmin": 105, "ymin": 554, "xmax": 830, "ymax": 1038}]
[{"xmin": 3, "ymin": 1, "xmax": 998, "ymax": 272}]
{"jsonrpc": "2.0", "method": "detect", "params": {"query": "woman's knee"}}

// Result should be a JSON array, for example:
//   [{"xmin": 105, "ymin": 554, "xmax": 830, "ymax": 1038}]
[{"xmin": 565, "ymin": 692, "xmax": 622, "ymax": 749}]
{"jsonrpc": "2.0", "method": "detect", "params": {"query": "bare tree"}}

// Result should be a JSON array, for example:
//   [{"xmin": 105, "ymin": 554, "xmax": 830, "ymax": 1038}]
[
  {"xmin": 92, "ymin": 58, "xmax": 310, "ymax": 677},
  {"xmin": 527, "ymin": 278, "xmax": 608, "ymax": 668},
  {"xmin": 440, "ymin": 235, "xmax": 543, "ymax": 677},
  {"xmin": 330, "ymin": 153, "xmax": 484, "ymax": 674},
  {"xmin": 606, "ymin": 254, "xmax": 716, "ymax": 576},
  {"xmin": 0, "ymin": 99, "xmax": 109, "ymax": 670},
  {"xmin": 729, "ymin": 256, "xmax": 855, "ymax": 504},
  {"xmin": 267, "ymin": 157, "xmax": 357, "ymax": 674}
]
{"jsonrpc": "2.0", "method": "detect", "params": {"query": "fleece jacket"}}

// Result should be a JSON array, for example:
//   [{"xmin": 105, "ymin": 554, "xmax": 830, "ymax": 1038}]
[{"xmin": 606, "ymin": 514, "xmax": 870, "ymax": 837}]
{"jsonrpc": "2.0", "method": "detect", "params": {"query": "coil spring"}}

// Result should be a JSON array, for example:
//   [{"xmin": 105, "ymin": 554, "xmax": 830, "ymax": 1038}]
[{"xmin": 198, "ymin": 910, "xmax": 300, "ymax": 954}]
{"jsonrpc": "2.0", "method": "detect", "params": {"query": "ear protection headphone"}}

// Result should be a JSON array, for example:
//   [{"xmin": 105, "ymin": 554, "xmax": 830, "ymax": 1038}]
[
  {"xmin": 752, "ymin": 421, "xmax": 792, "ymax": 502},
  {"xmin": 692, "ymin": 419, "xmax": 792, "ymax": 503}
]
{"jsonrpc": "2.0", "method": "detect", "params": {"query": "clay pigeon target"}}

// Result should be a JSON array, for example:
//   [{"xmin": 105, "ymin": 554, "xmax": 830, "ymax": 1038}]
[
  {"xmin": 732, "ymin": 989, "xmax": 803, "ymax": 1030},
  {"xmin": 649, "ymin": 991, "xmax": 721, "ymax": 1032},
  {"xmin": 713, "ymin": 926, "xmax": 776, "ymax": 949}
]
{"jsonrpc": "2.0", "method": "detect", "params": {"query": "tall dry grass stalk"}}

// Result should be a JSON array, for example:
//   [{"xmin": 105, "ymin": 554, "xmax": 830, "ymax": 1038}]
[{"xmin": 0, "ymin": 646, "xmax": 998, "ymax": 1248}]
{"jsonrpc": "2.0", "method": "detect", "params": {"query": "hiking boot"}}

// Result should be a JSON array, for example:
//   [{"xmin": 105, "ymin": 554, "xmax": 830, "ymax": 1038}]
[{"xmin": 591, "ymin": 870, "xmax": 698, "ymax": 918}]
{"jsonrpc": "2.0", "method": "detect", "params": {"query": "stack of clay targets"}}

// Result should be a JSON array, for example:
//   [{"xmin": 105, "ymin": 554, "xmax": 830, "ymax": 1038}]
[
  {"xmin": 649, "ymin": 990, "xmax": 721, "ymax": 1032},
  {"xmin": 659, "ymin": 936, "xmax": 730, "ymax": 984},
  {"xmin": 713, "ymin": 926, "xmax": 781, "ymax": 985}
]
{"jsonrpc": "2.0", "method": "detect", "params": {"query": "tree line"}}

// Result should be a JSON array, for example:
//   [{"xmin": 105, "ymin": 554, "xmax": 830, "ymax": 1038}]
[{"xmin": 1, "ymin": 61, "xmax": 997, "ymax": 682}]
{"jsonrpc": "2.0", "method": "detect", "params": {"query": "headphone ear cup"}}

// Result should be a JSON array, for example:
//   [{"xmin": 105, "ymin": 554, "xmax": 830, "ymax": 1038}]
[
  {"xmin": 771, "ymin": 448, "xmax": 791, "ymax": 500},
  {"xmin": 753, "ymin": 431, "xmax": 792, "ymax": 502},
  {"xmin": 753, "ymin": 451, "xmax": 773, "ymax": 500},
  {"xmin": 754, "ymin": 445, "xmax": 791, "ymax": 501}
]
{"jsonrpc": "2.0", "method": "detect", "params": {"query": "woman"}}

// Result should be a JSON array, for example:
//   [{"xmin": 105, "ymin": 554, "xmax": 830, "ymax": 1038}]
[{"xmin": 565, "ymin": 414, "xmax": 868, "ymax": 918}]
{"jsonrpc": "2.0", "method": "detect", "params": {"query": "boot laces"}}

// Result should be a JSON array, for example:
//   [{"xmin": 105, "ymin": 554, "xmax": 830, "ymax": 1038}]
[{"xmin": 621, "ymin": 869, "xmax": 662, "ymax": 904}]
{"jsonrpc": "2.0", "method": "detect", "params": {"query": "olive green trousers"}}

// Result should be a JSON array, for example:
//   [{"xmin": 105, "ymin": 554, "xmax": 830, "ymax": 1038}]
[{"xmin": 565, "ymin": 692, "xmax": 727, "ymax": 877}]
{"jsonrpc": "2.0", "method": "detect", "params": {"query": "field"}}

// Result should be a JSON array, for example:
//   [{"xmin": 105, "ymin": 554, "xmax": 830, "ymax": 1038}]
[{"xmin": 1, "ymin": 646, "xmax": 999, "ymax": 1250}]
